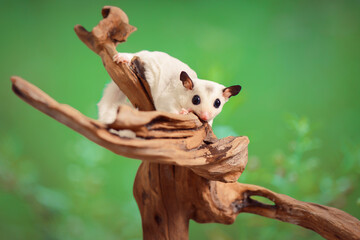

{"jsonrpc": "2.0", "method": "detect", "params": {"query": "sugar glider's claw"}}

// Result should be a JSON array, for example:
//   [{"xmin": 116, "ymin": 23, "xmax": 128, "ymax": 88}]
[{"xmin": 113, "ymin": 52, "xmax": 132, "ymax": 64}]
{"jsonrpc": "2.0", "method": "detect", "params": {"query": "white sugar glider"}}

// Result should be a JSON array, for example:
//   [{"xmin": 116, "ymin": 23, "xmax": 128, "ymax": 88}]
[{"xmin": 98, "ymin": 50, "xmax": 241, "ymax": 126}]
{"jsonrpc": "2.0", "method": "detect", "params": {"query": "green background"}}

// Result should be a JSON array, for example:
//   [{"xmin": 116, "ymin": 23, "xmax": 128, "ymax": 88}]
[{"xmin": 1, "ymin": 0, "xmax": 359, "ymax": 239}]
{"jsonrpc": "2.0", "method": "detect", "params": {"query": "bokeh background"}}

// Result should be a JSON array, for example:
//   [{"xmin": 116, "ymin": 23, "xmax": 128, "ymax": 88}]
[{"xmin": 1, "ymin": 0, "xmax": 359, "ymax": 239}]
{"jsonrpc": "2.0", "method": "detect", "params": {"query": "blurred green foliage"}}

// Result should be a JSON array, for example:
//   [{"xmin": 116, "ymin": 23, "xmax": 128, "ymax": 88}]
[{"xmin": 0, "ymin": 0, "xmax": 359, "ymax": 239}]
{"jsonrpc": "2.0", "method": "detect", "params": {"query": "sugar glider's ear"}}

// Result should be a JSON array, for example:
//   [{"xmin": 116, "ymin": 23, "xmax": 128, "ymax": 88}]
[
  {"xmin": 223, "ymin": 85, "xmax": 242, "ymax": 99},
  {"xmin": 180, "ymin": 71, "xmax": 194, "ymax": 90}
]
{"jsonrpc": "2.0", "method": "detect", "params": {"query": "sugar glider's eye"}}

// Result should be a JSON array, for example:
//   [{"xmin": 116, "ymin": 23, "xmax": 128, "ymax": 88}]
[
  {"xmin": 192, "ymin": 95, "xmax": 201, "ymax": 105},
  {"xmin": 214, "ymin": 99, "xmax": 221, "ymax": 108}
]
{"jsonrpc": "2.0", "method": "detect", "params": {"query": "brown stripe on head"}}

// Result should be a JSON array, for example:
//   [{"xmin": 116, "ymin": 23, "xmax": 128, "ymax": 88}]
[{"xmin": 206, "ymin": 86, "xmax": 214, "ymax": 93}]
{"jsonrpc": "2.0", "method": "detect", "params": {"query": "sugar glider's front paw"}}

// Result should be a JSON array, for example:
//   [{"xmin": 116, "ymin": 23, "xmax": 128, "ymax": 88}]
[
  {"xmin": 113, "ymin": 53, "xmax": 132, "ymax": 64},
  {"xmin": 179, "ymin": 108, "xmax": 189, "ymax": 115}
]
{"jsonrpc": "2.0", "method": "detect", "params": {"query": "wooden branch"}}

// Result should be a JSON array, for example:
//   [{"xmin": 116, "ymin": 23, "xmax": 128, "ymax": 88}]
[
  {"xmin": 74, "ymin": 6, "xmax": 154, "ymax": 111},
  {"xmin": 11, "ymin": 76, "xmax": 248, "ymax": 182},
  {"xmin": 207, "ymin": 182, "xmax": 360, "ymax": 240}
]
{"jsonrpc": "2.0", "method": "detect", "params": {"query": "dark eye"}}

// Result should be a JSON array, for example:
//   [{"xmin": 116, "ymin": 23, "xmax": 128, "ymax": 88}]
[
  {"xmin": 214, "ymin": 99, "xmax": 221, "ymax": 108},
  {"xmin": 192, "ymin": 95, "xmax": 201, "ymax": 105}
]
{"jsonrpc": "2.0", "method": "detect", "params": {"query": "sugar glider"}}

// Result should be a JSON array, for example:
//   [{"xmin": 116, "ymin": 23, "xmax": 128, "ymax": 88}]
[{"xmin": 98, "ymin": 50, "xmax": 241, "ymax": 126}]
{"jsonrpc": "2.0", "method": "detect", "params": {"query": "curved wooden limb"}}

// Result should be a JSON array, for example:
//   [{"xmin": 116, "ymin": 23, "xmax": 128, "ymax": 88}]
[
  {"xmin": 74, "ymin": 6, "xmax": 136, "ymax": 55},
  {"xmin": 10, "ymin": 76, "xmax": 248, "ymax": 182},
  {"xmin": 205, "ymin": 182, "xmax": 360, "ymax": 240},
  {"xmin": 74, "ymin": 6, "xmax": 154, "ymax": 111}
]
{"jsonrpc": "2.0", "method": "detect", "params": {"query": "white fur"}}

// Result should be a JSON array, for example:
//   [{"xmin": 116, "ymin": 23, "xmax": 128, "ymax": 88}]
[{"xmin": 98, "ymin": 51, "xmax": 230, "ymax": 126}]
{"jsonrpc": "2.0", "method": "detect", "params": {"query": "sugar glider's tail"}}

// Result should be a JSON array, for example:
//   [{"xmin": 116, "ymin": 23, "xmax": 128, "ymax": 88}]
[{"xmin": 97, "ymin": 81, "xmax": 130, "ymax": 123}]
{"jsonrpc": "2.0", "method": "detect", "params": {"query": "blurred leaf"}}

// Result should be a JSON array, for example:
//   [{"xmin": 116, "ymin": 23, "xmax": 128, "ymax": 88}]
[{"xmin": 34, "ymin": 186, "xmax": 69, "ymax": 212}]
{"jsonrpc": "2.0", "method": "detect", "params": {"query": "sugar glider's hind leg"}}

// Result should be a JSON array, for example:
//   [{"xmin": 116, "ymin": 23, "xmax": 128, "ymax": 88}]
[{"xmin": 97, "ymin": 81, "xmax": 128, "ymax": 124}]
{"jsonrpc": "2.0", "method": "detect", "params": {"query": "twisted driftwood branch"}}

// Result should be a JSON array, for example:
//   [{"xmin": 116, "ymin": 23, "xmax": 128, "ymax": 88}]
[
  {"xmin": 213, "ymin": 182, "xmax": 360, "ymax": 240},
  {"xmin": 11, "ymin": 5, "xmax": 360, "ymax": 240},
  {"xmin": 74, "ymin": 6, "xmax": 154, "ymax": 111},
  {"xmin": 11, "ymin": 76, "xmax": 248, "ymax": 182}
]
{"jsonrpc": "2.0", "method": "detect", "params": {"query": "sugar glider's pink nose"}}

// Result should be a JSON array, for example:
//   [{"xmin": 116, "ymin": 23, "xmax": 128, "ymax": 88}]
[{"xmin": 200, "ymin": 112, "xmax": 210, "ymax": 121}]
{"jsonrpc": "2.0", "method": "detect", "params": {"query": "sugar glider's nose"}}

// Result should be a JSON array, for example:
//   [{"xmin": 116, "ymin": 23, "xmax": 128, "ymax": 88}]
[{"xmin": 200, "ymin": 112, "xmax": 210, "ymax": 121}]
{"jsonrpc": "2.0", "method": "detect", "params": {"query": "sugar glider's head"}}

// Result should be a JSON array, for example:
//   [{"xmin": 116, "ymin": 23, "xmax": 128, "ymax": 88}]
[{"xmin": 180, "ymin": 71, "xmax": 241, "ymax": 122}]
